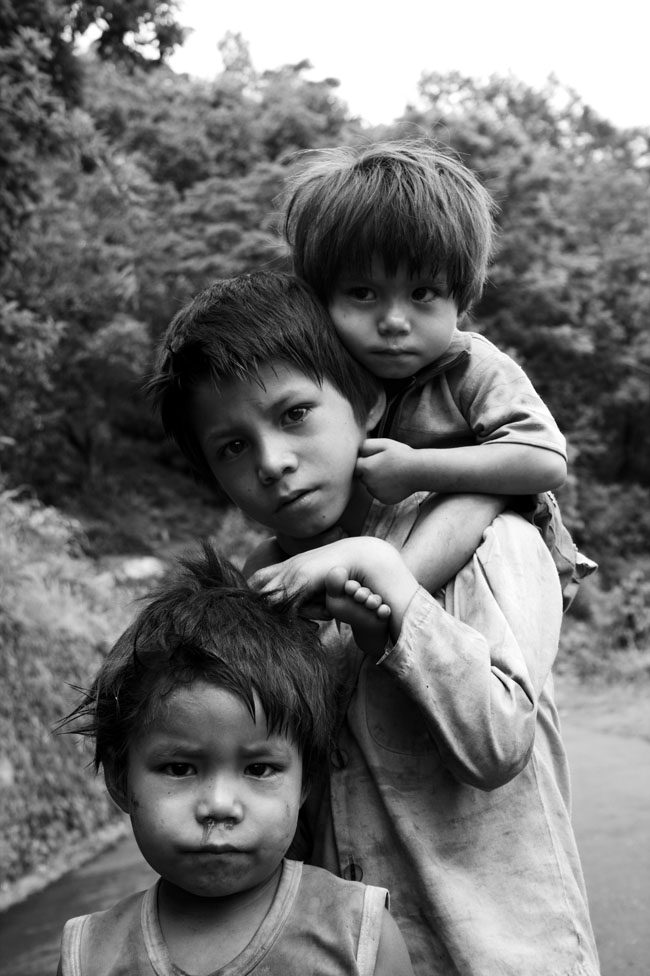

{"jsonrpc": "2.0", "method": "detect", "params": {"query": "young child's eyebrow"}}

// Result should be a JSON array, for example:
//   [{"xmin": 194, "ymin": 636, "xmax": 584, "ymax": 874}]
[{"xmin": 246, "ymin": 732, "xmax": 296, "ymax": 751}]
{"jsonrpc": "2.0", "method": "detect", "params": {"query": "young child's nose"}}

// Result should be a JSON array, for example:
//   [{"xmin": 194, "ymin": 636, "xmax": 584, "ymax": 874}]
[{"xmin": 196, "ymin": 777, "xmax": 244, "ymax": 828}]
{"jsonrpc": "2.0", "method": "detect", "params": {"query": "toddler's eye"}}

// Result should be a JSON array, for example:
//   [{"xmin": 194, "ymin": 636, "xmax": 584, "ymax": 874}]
[
  {"xmin": 163, "ymin": 762, "xmax": 194, "ymax": 777},
  {"xmin": 412, "ymin": 286, "xmax": 438, "ymax": 302}
]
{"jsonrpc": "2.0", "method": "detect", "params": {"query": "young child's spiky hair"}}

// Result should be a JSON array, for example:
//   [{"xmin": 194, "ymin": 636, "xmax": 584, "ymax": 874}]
[{"xmin": 60, "ymin": 543, "xmax": 337, "ymax": 795}]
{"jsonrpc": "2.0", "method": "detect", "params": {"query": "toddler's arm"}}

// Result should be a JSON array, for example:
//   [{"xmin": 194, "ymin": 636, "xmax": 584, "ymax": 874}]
[
  {"xmin": 356, "ymin": 437, "xmax": 567, "ymax": 504},
  {"xmin": 400, "ymin": 492, "xmax": 507, "ymax": 593}
]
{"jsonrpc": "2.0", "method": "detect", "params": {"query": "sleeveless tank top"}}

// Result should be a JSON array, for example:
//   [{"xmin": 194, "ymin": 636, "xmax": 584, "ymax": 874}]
[{"xmin": 58, "ymin": 859, "xmax": 389, "ymax": 976}]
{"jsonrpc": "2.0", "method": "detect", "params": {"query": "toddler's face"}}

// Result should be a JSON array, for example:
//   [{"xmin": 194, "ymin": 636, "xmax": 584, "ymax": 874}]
[
  {"xmin": 190, "ymin": 361, "xmax": 378, "ymax": 540},
  {"xmin": 328, "ymin": 257, "xmax": 459, "ymax": 379},
  {"xmin": 122, "ymin": 681, "xmax": 304, "ymax": 901}
]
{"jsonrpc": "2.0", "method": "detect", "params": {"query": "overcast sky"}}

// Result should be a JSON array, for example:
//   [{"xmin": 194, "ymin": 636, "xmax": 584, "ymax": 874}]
[{"xmin": 168, "ymin": 0, "xmax": 649, "ymax": 130}]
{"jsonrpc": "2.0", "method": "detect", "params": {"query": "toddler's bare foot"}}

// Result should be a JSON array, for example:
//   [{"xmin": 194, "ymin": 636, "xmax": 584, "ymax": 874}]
[{"xmin": 325, "ymin": 566, "xmax": 391, "ymax": 660}]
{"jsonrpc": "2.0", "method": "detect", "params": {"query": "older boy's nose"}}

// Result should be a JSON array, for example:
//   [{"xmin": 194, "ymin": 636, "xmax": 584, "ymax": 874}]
[{"xmin": 256, "ymin": 436, "xmax": 297, "ymax": 484}]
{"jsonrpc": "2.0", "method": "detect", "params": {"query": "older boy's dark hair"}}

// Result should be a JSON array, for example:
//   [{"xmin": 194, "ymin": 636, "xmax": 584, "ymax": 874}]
[
  {"xmin": 147, "ymin": 271, "xmax": 382, "ymax": 486},
  {"xmin": 61, "ymin": 544, "xmax": 336, "ymax": 796},
  {"xmin": 283, "ymin": 139, "xmax": 499, "ymax": 314}
]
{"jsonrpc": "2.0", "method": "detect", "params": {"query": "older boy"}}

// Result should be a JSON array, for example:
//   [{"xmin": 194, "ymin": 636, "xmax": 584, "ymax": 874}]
[{"xmin": 148, "ymin": 272, "xmax": 600, "ymax": 976}]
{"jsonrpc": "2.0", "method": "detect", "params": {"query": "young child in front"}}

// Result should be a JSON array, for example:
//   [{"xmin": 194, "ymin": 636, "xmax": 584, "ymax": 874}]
[
  {"xmin": 56, "ymin": 544, "xmax": 414, "ymax": 976},
  {"xmin": 148, "ymin": 272, "xmax": 600, "ymax": 976},
  {"xmin": 282, "ymin": 138, "xmax": 595, "ymax": 604}
]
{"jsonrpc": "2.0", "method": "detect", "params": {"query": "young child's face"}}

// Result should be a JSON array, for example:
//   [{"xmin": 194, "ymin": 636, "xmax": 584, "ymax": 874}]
[
  {"xmin": 328, "ymin": 257, "xmax": 459, "ymax": 379},
  {"xmin": 190, "ymin": 361, "xmax": 379, "ymax": 539},
  {"xmin": 116, "ymin": 681, "xmax": 304, "ymax": 901}
]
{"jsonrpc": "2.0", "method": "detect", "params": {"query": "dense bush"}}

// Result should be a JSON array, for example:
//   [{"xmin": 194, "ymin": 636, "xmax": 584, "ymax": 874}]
[
  {"xmin": 0, "ymin": 490, "xmax": 129, "ymax": 888},
  {"xmin": 0, "ymin": 486, "xmax": 266, "ymax": 895}
]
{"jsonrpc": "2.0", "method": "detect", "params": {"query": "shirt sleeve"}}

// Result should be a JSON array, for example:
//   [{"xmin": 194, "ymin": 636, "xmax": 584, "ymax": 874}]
[
  {"xmin": 449, "ymin": 338, "xmax": 567, "ymax": 458},
  {"xmin": 381, "ymin": 512, "xmax": 563, "ymax": 790}
]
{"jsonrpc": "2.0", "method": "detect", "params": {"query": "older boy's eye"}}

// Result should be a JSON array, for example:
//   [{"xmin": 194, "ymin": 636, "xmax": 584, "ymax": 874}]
[
  {"xmin": 220, "ymin": 439, "xmax": 246, "ymax": 459},
  {"xmin": 347, "ymin": 286, "xmax": 375, "ymax": 301},
  {"xmin": 163, "ymin": 762, "xmax": 194, "ymax": 777},
  {"xmin": 284, "ymin": 406, "xmax": 309, "ymax": 424}
]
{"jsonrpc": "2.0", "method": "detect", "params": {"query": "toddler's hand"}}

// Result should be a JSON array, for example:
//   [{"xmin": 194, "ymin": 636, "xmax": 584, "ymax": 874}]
[{"xmin": 356, "ymin": 438, "xmax": 418, "ymax": 504}]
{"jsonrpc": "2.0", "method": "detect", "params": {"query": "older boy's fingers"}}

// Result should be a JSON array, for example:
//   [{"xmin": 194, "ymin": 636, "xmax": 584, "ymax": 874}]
[
  {"xmin": 248, "ymin": 565, "xmax": 278, "ymax": 590},
  {"xmin": 298, "ymin": 600, "xmax": 332, "ymax": 620}
]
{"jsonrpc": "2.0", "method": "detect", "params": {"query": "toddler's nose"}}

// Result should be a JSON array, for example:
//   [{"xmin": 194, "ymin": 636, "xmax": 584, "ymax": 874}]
[{"xmin": 378, "ymin": 305, "xmax": 410, "ymax": 337}]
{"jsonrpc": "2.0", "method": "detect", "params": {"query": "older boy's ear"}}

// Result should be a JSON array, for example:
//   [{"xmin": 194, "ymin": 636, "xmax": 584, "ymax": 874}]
[
  {"xmin": 365, "ymin": 390, "xmax": 386, "ymax": 433},
  {"xmin": 103, "ymin": 763, "xmax": 130, "ymax": 814}
]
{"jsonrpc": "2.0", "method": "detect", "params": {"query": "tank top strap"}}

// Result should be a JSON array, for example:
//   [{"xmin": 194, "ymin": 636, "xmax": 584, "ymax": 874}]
[
  {"xmin": 356, "ymin": 885, "xmax": 389, "ymax": 976},
  {"xmin": 59, "ymin": 914, "xmax": 90, "ymax": 976}
]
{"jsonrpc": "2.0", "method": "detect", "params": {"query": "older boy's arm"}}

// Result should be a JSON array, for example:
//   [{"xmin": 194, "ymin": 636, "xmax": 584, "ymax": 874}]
[
  {"xmin": 384, "ymin": 514, "xmax": 563, "ymax": 789},
  {"xmin": 356, "ymin": 438, "xmax": 566, "ymax": 502},
  {"xmin": 375, "ymin": 909, "xmax": 416, "ymax": 976},
  {"xmin": 401, "ymin": 492, "xmax": 507, "ymax": 593},
  {"xmin": 249, "ymin": 524, "xmax": 562, "ymax": 790}
]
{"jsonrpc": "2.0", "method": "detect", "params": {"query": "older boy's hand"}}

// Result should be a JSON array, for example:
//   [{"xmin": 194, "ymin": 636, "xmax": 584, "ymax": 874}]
[
  {"xmin": 248, "ymin": 536, "xmax": 419, "ymax": 643},
  {"xmin": 356, "ymin": 438, "xmax": 418, "ymax": 504}
]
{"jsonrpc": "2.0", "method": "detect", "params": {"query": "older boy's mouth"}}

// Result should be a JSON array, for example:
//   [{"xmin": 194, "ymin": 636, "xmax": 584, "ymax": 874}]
[
  {"xmin": 275, "ymin": 489, "xmax": 314, "ymax": 512},
  {"xmin": 373, "ymin": 346, "xmax": 415, "ymax": 357}
]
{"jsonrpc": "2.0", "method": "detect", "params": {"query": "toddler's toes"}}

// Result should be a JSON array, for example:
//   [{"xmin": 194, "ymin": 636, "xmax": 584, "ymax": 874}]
[{"xmin": 325, "ymin": 565, "xmax": 351, "ymax": 597}]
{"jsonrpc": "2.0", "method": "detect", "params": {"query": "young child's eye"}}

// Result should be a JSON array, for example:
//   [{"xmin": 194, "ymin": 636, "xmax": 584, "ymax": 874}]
[
  {"xmin": 162, "ymin": 762, "xmax": 195, "ymax": 777},
  {"xmin": 246, "ymin": 762, "xmax": 275, "ymax": 779}
]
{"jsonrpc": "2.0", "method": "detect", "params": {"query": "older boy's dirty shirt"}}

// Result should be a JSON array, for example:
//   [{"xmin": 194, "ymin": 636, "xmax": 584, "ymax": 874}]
[{"xmin": 310, "ymin": 498, "xmax": 600, "ymax": 976}]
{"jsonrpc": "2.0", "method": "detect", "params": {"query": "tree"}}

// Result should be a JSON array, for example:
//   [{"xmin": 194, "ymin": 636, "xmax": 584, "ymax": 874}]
[{"xmin": 394, "ymin": 74, "xmax": 650, "ymax": 490}]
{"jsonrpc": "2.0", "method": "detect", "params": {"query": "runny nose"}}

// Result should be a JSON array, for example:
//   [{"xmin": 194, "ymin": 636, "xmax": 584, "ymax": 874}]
[{"xmin": 196, "ymin": 777, "xmax": 243, "ymax": 830}]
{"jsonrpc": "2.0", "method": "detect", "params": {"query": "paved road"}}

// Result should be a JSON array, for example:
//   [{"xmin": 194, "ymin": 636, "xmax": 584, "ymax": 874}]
[
  {"xmin": 562, "ymin": 722, "xmax": 650, "ymax": 975},
  {"xmin": 0, "ymin": 721, "xmax": 648, "ymax": 975}
]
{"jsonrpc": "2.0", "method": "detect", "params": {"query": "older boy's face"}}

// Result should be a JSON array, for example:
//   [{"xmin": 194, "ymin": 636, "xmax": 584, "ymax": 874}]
[
  {"xmin": 190, "ymin": 363, "xmax": 373, "ymax": 539},
  {"xmin": 329, "ymin": 257, "xmax": 459, "ymax": 379}
]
